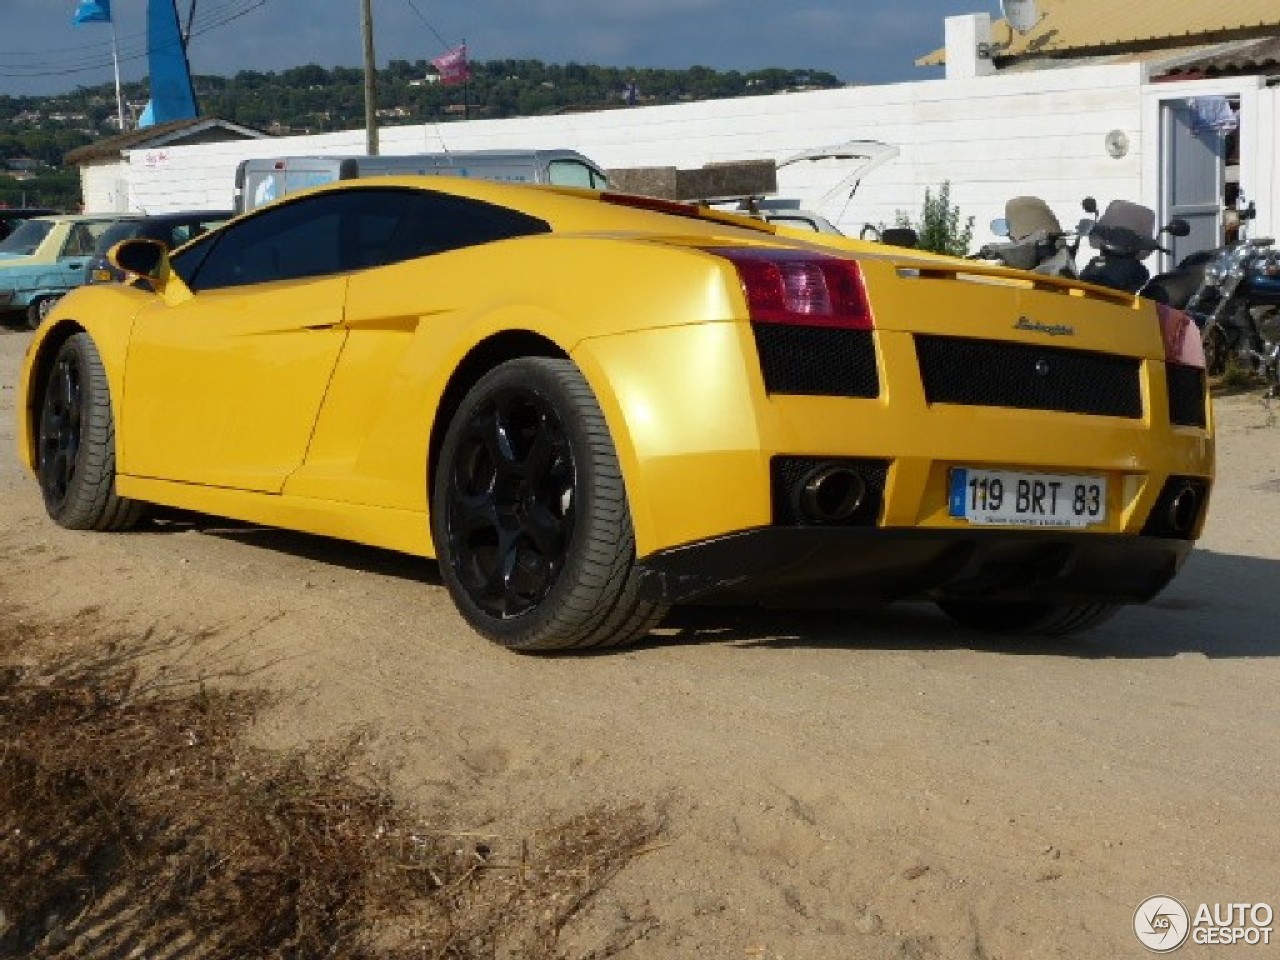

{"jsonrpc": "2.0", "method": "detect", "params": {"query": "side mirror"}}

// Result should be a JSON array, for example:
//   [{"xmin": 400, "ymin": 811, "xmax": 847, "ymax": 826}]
[
  {"xmin": 109, "ymin": 238, "xmax": 170, "ymax": 285},
  {"xmin": 1166, "ymin": 218, "xmax": 1192, "ymax": 238},
  {"xmin": 880, "ymin": 228, "xmax": 918, "ymax": 249},
  {"xmin": 990, "ymin": 218, "xmax": 1011, "ymax": 238},
  {"xmin": 1082, "ymin": 197, "xmax": 1099, "ymax": 215}
]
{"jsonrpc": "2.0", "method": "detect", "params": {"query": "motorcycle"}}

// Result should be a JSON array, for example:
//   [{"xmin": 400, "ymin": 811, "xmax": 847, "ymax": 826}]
[
  {"xmin": 976, "ymin": 196, "xmax": 1085, "ymax": 278},
  {"xmin": 1182, "ymin": 237, "xmax": 1280, "ymax": 386},
  {"xmin": 1077, "ymin": 197, "xmax": 1191, "ymax": 294}
]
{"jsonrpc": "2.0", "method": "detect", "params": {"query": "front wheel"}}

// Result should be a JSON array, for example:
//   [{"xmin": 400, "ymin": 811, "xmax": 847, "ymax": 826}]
[
  {"xmin": 937, "ymin": 599, "xmax": 1118, "ymax": 637},
  {"xmin": 26, "ymin": 295, "xmax": 58, "ymax": 330},
  {"xmin": 432, "ymin": 358, "xmax": 666, "ymax": 652},
  {"xmin": 1202, "ymin": 323, "xmax": 1230, "ymax": 377},
  {"xmin": 36, "ymin": 332, "xmax": 142, "ymax": 531}
]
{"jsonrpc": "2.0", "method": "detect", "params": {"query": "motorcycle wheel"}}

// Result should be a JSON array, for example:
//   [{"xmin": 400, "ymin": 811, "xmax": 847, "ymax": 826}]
[{"xmin": 1202, "ymin": 324, "xmax": 1229, "ymax": 377}]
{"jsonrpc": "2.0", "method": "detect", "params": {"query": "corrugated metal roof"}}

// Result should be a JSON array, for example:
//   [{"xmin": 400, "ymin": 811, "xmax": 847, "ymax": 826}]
[
  {"xmin": 64, "ymin": 118, "xmax": 267, "ymax": 166},
  {"xmin": 1159, "ymin": 36, "xmax": 1280, "ymax": 77},
  {"xmin": 918, "ymin": 0, "xmax": 1280, "ymax": 67}
]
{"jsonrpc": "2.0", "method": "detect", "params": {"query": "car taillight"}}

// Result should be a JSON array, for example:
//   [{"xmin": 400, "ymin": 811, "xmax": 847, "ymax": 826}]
[
  {"xmin": 1156, "ymin": 303, "xmax": 1205, "ymax": 369},
  {"xmin": 712, "ymin": 247, "xmax": 873, "ymax": 329}
]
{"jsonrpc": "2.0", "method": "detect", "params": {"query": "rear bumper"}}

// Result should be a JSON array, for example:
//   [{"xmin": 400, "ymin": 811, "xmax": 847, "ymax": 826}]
[{"xmin": 636, "ymin": 527, "xmax": 1192, "ymax": 607}]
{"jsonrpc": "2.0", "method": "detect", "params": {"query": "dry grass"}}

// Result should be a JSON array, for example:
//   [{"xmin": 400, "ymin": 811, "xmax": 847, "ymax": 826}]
[{"xmin": 0, "ymin": 606, "xmax": 663, "ymax": 960}]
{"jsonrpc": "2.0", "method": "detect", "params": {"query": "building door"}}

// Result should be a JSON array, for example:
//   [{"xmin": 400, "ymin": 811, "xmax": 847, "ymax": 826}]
[{"xmin": 1162, "ymin": 99, "xmax": 1229, "ymax": 266}]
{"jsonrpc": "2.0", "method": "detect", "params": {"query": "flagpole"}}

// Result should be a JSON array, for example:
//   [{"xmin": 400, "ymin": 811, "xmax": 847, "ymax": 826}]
[
  {"xmin": 462, "ymin": 38, "xmax": 469, "ymax": 121},
  {"xmin": 109, "ymin": 16, "xmax": 127, "ymax": 131}
]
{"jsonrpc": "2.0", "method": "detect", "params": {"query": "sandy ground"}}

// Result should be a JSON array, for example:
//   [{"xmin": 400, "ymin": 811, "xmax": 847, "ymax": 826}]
[{"xmin": 2, "ymin": 323, "xmax": 1278, "ymax": 959}]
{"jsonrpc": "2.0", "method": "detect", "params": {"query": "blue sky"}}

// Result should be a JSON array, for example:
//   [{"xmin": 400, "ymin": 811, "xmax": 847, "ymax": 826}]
[{"xmin": 0, "ymin": 1, "xmax": 994, "ymax": 97}]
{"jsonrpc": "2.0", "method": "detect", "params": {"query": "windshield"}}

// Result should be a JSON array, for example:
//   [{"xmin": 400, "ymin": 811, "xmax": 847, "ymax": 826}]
[{"xmin": 0, "ymin": 219, "xmax": 54, "ymax": 257}]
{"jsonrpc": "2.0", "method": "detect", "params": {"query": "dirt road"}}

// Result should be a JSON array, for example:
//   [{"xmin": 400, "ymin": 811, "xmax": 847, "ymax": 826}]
[{"xmin": 2, "ymin": 324, "xmax": 1277, "ymax": 959}]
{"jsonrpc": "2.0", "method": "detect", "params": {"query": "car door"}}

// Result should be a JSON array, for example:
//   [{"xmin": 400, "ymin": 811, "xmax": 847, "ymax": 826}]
[
  {"xmin": 121, "ymin": 192, "xmax": 374, "ymax": 492},
  {"xmin": 54, "ymin": 221, "xmax": 111, "ymax": 290}
]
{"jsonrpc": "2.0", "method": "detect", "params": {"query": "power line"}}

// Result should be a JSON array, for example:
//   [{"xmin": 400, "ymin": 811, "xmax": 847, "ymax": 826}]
[
  {"xmin": 401, "ymin": 0, "xmax": 456, "ymax": 53},
  {"xmin": 0, "ymin": 0, "xmax": 268, "ymax": 79}
]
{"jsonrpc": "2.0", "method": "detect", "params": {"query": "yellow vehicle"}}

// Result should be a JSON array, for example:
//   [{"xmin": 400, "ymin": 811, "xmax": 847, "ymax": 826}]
[{"xmin": 15, "ymin": 177, "xmax": 1214, "ymax": 651}]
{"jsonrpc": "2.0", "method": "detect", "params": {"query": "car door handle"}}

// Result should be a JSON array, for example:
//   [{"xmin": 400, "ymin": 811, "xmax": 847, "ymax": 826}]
[{"xmin": 66, "ymin": 262, "xmax": 84, "ymax": 270}]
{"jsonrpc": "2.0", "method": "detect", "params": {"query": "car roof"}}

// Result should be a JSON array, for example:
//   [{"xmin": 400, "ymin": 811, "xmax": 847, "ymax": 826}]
[
  {"xmin": 29, "ymin": 214, "xmax": 136, "ymax": 225},
  {"xmin": 133, "ymin": 210, "xmax": 233, "ymax": 223},
  {"xmin": 257, "ymin": 174, "xmax": 779, "ymax": 239}
]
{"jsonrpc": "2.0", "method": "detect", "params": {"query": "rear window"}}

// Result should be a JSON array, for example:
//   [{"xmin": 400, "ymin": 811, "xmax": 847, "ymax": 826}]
[{"xmin": 93, "ymin": 221, "xmax": 146, "ymax": 256}]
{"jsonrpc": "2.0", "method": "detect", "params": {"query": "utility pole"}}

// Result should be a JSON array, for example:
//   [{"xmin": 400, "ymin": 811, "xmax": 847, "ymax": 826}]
[{"xmin": 361, "ymin": 0, "xmax": 379, "ymax": 155}]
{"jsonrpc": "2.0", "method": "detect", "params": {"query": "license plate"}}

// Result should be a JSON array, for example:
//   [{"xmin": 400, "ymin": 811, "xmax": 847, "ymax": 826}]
[{"xmin": 949, "ymin": 468, "xmax": 1106, "ymax": 528}]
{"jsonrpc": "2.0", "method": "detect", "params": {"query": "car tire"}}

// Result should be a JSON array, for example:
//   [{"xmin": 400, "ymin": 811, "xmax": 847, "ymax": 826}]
[
  {"xmin": 26, "ymin": 295, "xmax": 57, "ymax": 330},
  {"xmin": 432, "ymin": 357, "xmax": 666, "ymax": 652},
  {"xmin": 36, "ymin": 332, "xmax": 142, "ymax": 531},
  {"xmin": 937, "ymin": 599, "xmax": 1119, "ymax": 637}
]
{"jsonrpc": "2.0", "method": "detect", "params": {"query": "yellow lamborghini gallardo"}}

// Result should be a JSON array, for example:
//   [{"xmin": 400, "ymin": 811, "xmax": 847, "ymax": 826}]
[{"xmin": 15, "ymin": 177, "xmax": 1214, "ymax": 651}]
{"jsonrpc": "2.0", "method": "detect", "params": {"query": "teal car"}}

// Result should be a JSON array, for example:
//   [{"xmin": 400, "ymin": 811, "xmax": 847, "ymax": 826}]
[{"xmin": 0, "ymin": 214, "xmax": 132, "ymax": 328}]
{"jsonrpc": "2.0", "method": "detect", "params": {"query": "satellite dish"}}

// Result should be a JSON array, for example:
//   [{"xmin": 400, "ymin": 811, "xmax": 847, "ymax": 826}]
[{"xmin": 1000, "ymin": 0, "xmax": 1041, "ymax": 34}]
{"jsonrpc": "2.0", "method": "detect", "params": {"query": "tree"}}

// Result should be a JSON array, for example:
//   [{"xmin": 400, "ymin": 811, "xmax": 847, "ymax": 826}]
[{"xmin": 898, "ymin": 182, "xmax": 975, "ymax": 257}]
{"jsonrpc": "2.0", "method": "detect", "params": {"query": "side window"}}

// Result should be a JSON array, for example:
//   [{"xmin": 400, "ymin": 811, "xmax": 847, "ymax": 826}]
[
  {"xmin": 547, "ymin": 160, "xmax": 597, "ymax": 189},
  {"xmin": 381, "ymin": 191, "xmax": 550, "ymax": 265},
  {"xmin": 61, "ymin": 223, "xmax": 101, "ymax": 258},
  {"xmin": 189, "ymin": 193, "xmax": 352, "ymax": 291}
]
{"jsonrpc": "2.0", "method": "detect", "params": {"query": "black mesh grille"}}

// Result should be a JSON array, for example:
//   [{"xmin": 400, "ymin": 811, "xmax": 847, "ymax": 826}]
[
  {"xmin": 916, "ymin": 335, "xmax": 1142, "ymax": 419},
  {"xmin": 753, "ymin": 325, "xmax": 879, "ymax": 397},
  {"xmin": 771, "ymin": 457, "xmax": 889, "ymax": 527},
  {"xmin": 1166, "ymin": 363, "xmax": 1207, "ymax": 428}
]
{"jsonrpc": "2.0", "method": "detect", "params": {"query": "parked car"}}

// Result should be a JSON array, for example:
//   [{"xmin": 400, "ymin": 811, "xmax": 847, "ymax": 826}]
[
  {"xmin": 0, "ymin": 208, "xmax": 58, "ymax": 242},
  {"xmin": 0, "ymin": 214, "xmax": 129, "ymax": 328},
  {"xmin": 85, "ymin": 210, "xmax": 232, "ymax": 285},
  {"xmin": 17, "ymin": 176, "xmax": 1213, "ymax": 652}
]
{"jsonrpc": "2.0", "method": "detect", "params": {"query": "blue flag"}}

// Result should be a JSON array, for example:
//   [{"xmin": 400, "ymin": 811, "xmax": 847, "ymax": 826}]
[
  {"xmin": 73, "ymin": 0, "xmax": 112, "ymax": 24},
  {"xmin": 139, "ymin": 0, "xmax": 199, "ymax": 127}
]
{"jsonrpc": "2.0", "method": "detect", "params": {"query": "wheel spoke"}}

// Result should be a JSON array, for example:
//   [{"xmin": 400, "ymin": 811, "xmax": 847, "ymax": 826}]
[
  {"xmin": 521, "ymin": 499, "xmax": 565, "ymax": 559},
  {"xmin": 444, "ymin": 383, "xmax": 577, "ymax": 621},
  {"xmin": 37, "ymin": 357, "xmax": 85, "ymax": 509}
]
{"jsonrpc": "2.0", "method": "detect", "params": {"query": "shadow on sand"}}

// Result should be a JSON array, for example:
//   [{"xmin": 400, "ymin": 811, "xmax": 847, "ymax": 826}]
[{"xmin": 142, "ymin": 511, "xmax": 1278, "ymax": 661}]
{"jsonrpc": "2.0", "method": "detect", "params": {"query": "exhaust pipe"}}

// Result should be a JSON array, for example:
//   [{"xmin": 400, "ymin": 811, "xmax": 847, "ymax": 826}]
[
  {"xmin": 1167, "ymin": 486, "xmax": 1200, "ymax": 536},
  {"xmin": 797, "ymin": 465, "xmax": 868, "ymax": 524}
]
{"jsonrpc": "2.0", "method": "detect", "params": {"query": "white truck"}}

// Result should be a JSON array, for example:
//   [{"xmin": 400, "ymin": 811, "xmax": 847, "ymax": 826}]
[{"xmin": 233, "ymin": 149, "xmax": 609, "ymax": 214}]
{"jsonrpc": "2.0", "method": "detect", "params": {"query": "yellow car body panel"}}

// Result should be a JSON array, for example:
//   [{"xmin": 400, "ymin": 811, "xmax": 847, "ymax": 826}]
[{"xmin": 15, "ymin": 176, "xmax": 1214, "ymax": 640}]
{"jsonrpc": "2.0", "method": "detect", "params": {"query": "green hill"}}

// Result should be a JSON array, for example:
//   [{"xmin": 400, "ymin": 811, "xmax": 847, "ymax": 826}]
[{"xmin": 0, "ymin": 60, "xmax": 841, "ymax": 210}]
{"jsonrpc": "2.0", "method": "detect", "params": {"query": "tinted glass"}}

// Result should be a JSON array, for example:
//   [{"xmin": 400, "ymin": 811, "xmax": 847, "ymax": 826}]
[
  {"xmin": 380, "ymin": 190, "xmax": 550, "ymax": 265},
  {"xmin": 0, "ymin": 219, "xmax": 54, "ymax": 256},
  {"xmin": 186, "ymin": 188, "xmax": 549, "ymax": 292},
  {"xmin": 190, "ymin": 192, "xmax": 356, "ymax": 290}
]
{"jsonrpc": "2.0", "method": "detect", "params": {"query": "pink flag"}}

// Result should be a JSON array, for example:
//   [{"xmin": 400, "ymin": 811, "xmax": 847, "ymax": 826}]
[{"xmin": 431, "ymin": 44, "xmax": 470, "ymax": 86}]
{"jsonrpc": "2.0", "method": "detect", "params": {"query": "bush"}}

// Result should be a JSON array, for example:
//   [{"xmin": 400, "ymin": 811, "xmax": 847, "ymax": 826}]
[{"xmin": 897, "ymin": 181, "xmax": 975, "ymax": 257}]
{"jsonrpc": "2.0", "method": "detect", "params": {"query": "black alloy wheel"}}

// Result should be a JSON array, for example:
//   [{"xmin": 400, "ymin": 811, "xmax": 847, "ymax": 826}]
[
  {"xmin": 446, "ymin": 382, "xmax": 576, "ymax": 619},
  {"xmin": 36, "ymin": 333, "xmax": 141, "ymax": 531},
  {"xmin": 38, "ymin": 348, "xmax": 84, "ymax": 513},
  {"xmin": 433, "ymin": 358, "xmax": 665, "ymax": 651}
]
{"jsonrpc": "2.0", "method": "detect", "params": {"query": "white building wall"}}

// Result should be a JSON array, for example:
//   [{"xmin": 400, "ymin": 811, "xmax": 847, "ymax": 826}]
[
  {"xmin": 116, "ymin": 63, "xmax": 1150, "ymax": 247},
  {"xmin": 80, "ymin": 162, "xmax": 131, "ymax": 212}
]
